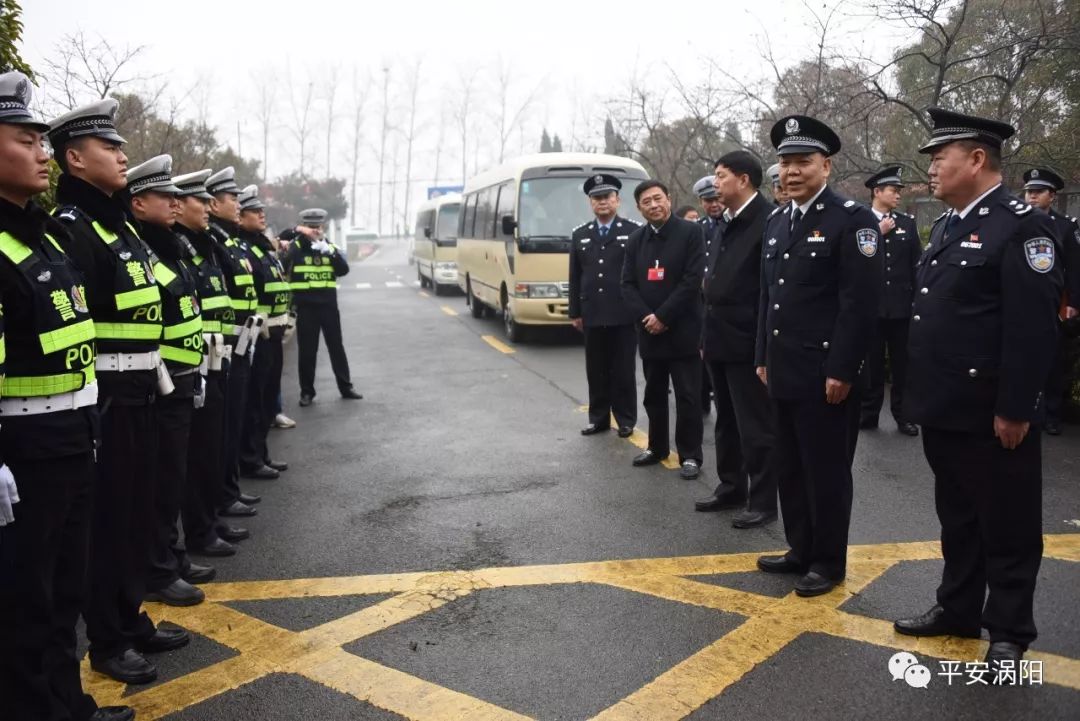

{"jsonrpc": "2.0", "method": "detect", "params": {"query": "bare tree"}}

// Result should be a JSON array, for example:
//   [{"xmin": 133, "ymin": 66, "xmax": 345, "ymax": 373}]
[
  {"xmin": 348, "ymin": 67, "xmax": 371, "ymax": 227},
  {"xmin": 321, "ymin": 63, "xmax": 341, "ymax": 178},
  {"xmin": 492, "ymin": 58, "xmax": 544, "ymax": 163},
  {"xmin": 40, "ymin": 31, "xmax": 152, "ymax": 112},
  {"xmin": 251, "ymin": 71, "xmax": 276, "ymax": 182},
  {"xmin": 400, "ymin": 59, "xmax": 423, "ymax": 237},
  {"xmin": 286, "ymin": 66, "xmax": 316, "ymax": 177},
  {"xmin": 376, "ymin": 64, "xmax": 392, "ymax": 235},
  {"xmin": 452, "ymin": 66, "xmax": 479, "ymax": 185},
  {"xmin": 431, "ymin": 98, "xmax": 449, "ymax": 186}
]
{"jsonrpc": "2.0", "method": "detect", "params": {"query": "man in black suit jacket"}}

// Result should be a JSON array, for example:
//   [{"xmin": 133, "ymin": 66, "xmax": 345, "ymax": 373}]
[
  {"xmin": 621, "ymin": 180, "xmax": 706, "ymax": 479},
  {"xmin": 860, "ymin": 166, "xmax": 922, "ymax": 436},
  {"xmin": 697, "ymin": 152, "xmax": 778, "ymax": 528},
  {"xmin": 569, "ymin": 174, "xmax": 640, "ymax": 438}
]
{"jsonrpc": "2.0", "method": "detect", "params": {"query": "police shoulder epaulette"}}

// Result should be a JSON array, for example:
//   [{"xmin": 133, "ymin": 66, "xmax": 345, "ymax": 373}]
[
  {"xmin": 571, "ymin": 220, "xmax": 590, "ymax": 233},
  {"xmin": 768, "ymin": 205, "xmax": 783, "ymax": 218},
  {"xmin": 53, "ymin": 205, "xmax": 81, "ymax": 224},
  {"xmin": 1003, "ymin": 197, "xmax": 1032, "ymax": 215},
  {"xmin": 931, "ymin": 211, "xmax": 948, "ymax": 226},
  {"xmin": 840, "ymin": 198, "xmax": 863, "ymax": 214},
  {"xmin": 625, "ymin": 217, "xmax": 642, "ymax": 226}
]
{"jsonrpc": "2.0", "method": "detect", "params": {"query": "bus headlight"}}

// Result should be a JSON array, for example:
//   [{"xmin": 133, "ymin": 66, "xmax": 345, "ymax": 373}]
[
  {"xmin": 514, "ymin": 283, "xmax": 561, "ymax": 299},
  {"xmin": 434, "ymin": 262, "xmax": 457, "ymax": 271}
]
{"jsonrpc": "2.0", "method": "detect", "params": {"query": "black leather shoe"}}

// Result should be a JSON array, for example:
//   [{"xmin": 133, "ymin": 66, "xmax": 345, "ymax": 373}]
[
  {"xmin": 679, "ymin": 460, "xmax": 701, "ymax": 480},
  {"xmin": 135, "ymin": 626, "xmax": 190, "ymax": 654},
  {"xmin": 189, "ymin": 538, "xmax": 237, "ymax": 557},
  {"xmin": 897, "ymin": 421, "xmax": 920, "ymax": 436},
  {"xmin": 341, "ymin": 388, "xmax": 363, "ymax": 400},
  {"xmin": 1045, "ymin": 420, "xmax": 1062, "ymax": 436},
  {"xmin": 217, "ymin": 525, "xmax": 250, "ymax": 542},
  {"xmin": 299, "ymin": 394, "xmax": 314, "ymax": 407},
  {"xmin": 145, "ymin": 579, "xmax": 205, "ymax": 607},
  {"xmin": 757, "ymin": 554, "xmax": 805, "ymax": 574},
  {"xmin": 266, "ymin": 459, "xmax": 288, "ymax": 472},
  {"xmin": 732, "ymin": 510, "xmax": 777, "ymax": 528},
  {"xmin": 893, "ymin": 604, "xmax": 981, "ymax": 638},
  {"xmin": 581, "ymin": 423, "xmax": 610, "ymax": 436},
  {"xmin": 91, "ymin": 649, "xmax": 157, "ymax": 685},
  {"xmin": 795, "ymin": 571, "xmax": 842, "ymax": 597},
  {"xmin": 694, "ymin": 490, "xmax": 745, "ymax": 512},
  {"xmin": 220, "ymin": 500, "xmax": 257, "ymax": 517},
  {"xmin": 617, "ymin": 426, "xmax": 634, "ymax": 438},
  {"xmin": 239, "ymin": 492, "xmax": 262, "ymax": 505},
  {"xmin": 632, "ymin": 449, "xmax": 667, "ymax": 467},
  {"xmin": 90, "ymin": 706, "xmax": 135, "ymax": 721},
  {"xmin": 182, "ymin": 563, "xmax": 216, "ymax": 584},
  {"xmin": 986, "ymin": 641, "xmax": 1024, "ymax": 679},
  {"xmin": 242, "ymin": 465, "xmax": 280, "ymax": 480},
  {"xmin": 859, "ymin": 417, "xmax": 879, "ymax": 430}
]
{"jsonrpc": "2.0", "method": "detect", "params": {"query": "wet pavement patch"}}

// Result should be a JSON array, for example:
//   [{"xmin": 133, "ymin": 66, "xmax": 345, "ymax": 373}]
[{"xmin": 345, "ymin": 582, "xmax": 745, "ymax": 719}]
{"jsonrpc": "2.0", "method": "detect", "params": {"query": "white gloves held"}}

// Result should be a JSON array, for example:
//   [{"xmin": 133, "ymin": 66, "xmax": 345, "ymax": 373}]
[
  {"xmin": 311, "ymin": 240, "xmax": 334, "ymax": 254},
  {"xmin": 0, "ymin": 463, "xmax": 19, "ymax": 526}
]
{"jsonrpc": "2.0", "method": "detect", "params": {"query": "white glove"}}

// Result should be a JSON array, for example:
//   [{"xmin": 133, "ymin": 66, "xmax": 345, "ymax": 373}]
[
  {"xmin": 0, "ymin": 464, "xmax": 19, "ymax": 526},
  {"xmin": 312, "ymin": 240, "xmax": 333, "ymax": 254}
]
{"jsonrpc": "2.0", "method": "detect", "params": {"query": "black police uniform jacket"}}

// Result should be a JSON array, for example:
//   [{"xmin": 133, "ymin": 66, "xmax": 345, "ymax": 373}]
[
  {"xmin": 755, "ymin": 186, "xmax": 883, "ymax": 400},
  {"xmin": 620, "ymin": 215, "xmax": 706, "ymax": 360},
  {"xmin": 1048, "ymin": 207, "xmax": 1080, "ymax": 306},
  {"xmin": 906, "ymin": 187, "xmax": 1064, "ymax": 432},
  {"xmin": 878, "ymin": 210, "xmax": 922, "ymax": 319},
  {"xmin": 568, "ymin": 215, "xmax": 640, "ymax": 327},
  {"xmin": 702, "ymin": 193, "xmax": 771, "ymax": 364}
]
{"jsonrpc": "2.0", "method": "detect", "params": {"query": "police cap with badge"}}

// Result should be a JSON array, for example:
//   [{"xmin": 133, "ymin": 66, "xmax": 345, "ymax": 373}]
[
  {"xmin": 47, "ymin": 97, "xmax": 126, "ymax": 151},
  {"xmin": 206, "ymin": 166, "xmax": 243, "ymax": 196},
  {"xmin": 127, "ymin": 155, "xmax": 182, "ymax": 195},
  {"xmin": 238, "ymin": 184, "xmax": 266, "ymax": 212},
  {"xmin": 1022, "ymin": 168, "xmax": 1065, "ymax": 193},
  {"xmin": 583, "ymin": 174, "xmax": 621, "ymax": 197},
  {"xmin": 692, "ymin": 175, "xmax": 719, "ymax": 200},
  {"xmin": 173, "ymin": 170, "xmax": 214, "ymax": 200},
  {"xmin": 917, "ymin": 107, "xmax": 1015, "ymax": 154},
  {"xmin": 0, "ymin": 71, "xmax": 50, "ymax": 132},
  {"xmin": 299, "ymin": 208, "xmax": 328, "ymax": 227},
  {"xmin": 770, "ymin": 115, "xmax": 842, "ymax": 156},
  {"xmin": 865, "ymin": 165, "xmax": 906, "ymax": 190}
]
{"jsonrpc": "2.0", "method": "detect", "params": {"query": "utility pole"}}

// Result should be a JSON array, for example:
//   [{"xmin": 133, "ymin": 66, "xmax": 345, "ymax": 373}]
[{"xmin": 376, "ymin": 65, "xmax": 390, "ymax": 236}]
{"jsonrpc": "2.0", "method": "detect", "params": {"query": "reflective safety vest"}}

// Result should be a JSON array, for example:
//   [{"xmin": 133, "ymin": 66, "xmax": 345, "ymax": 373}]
[
  {"xmin": 0, "ymin": 231, "xmax": 96, "ymax": 397},
  {"xmin": 176, "ymin": 231, "xmax": 231, "ymax": 336},
  {"xmin": 249, "ymin": 244, "xmax": 292, "ymax": 317},
  {"xmin": 152, "ymin": 253, "xmax": 204, "ymax": 369},
  {"xmin": 209, "ymin": 223, "xmax": 257, "ymax": 337},
  {"xmin": 288, "ymin": 244, "xmax": 340, "ymax": 292}
]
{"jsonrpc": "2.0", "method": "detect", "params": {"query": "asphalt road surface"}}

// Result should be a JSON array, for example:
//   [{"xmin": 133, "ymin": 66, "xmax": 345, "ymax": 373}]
[{"xmin": 81, "ymin": 240, "xmax": 1080, "ymax": 721}]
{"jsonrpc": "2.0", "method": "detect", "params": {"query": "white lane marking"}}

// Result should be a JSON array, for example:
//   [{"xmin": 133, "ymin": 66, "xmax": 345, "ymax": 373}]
[
  {"xmin": 385, "ymin": 281, "xmax": 404, "ymax": 288},
  {"xmin": 355, "ymin": 283, "xmax": 372, "ymax": 289}
]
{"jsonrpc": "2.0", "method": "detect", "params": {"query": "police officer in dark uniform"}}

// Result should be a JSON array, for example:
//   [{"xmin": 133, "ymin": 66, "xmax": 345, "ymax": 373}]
[
  {"xmin": 1022, "ymin": 167, "xmax": 1080, "ymax": 435},
  {"xmin": 125, "ymin": 156, "xmax": 208, "ymax": 610},
  {"xmin": 0, "ymin": 71, "xmax": 133, "ymax": 721},
  {"xmin": 860, "ymin": 166, "xmax": 921, "ymax": 436},
  {"xmin": 49, "ymin": 98, "xmax": 187, "ymax": 685},
  {"xmin": 236, "ymin": 185, "xmax": 290, "ymax": 476},
  {"xmin": 894, "ymin": 109, "xmax": 1063, "ymax": 672},
  {"xmin": 569, "ymin": 174, "xmax": 639, "ymax": 438},
  {"xmin": 206, "ymin": 167, "xmax": 265, "ymax": 527},
  {"xmin": 172, "ymin": 170, "xmax": 243, "ymax": 559},
  {"xmin": 754, "ymin": 115, "xmax": 882, "ymax": 597},
  {"xmin": 621, "ymin": 180, "xmax": 706, "ymax": 480},
  {"xmin": 283, "ymin": 208, "xmax": 360, "ymax": 406},
  {"xmin": 693, "ymin": 175, "xmax": 724, "ymax": 415}
]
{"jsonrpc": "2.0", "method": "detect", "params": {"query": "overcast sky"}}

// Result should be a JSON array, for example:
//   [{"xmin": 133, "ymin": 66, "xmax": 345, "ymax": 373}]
[{"xmin": 22, "ymin": 0, "xmax": 912, "ymax": 229}]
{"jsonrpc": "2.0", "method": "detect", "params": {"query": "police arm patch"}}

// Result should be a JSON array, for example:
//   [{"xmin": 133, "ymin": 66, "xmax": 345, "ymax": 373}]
[
  {"xmin": 856, "ymin": 228, "xmax": 879, "ymax": 257},
  {"xmin": 1023, "ymin": 237, "xmax": 1055, "ymax": 273}
]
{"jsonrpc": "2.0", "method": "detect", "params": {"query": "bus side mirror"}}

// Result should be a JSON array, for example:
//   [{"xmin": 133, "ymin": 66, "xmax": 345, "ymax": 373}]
[
  {"xmin": 423, "ymin": 227, "xmax": 432, "ymax": 238},
  {"xmin": 501, "ymin": 215, "xmax": 516, "ymax": 235}
]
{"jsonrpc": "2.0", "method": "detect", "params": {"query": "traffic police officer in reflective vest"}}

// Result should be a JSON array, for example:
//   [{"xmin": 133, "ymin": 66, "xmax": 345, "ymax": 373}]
[
  {"xmin": 172, "ymin": 170, "xmax": 243, "ymax": 559},
  {"xmin": 206, "ymin": 167, "xmax": 262, "ymax": 520},
  {"xmin": 0, "ymin": 71, "xmax": 133, "ymax": 721},
  {"xmin": 569, "ymin": 174, "xmax": 639, "ymax": 438},
  {"xmin": 125, "ymin": 155, "xmax": 209, "ymax": 610},
  {"xmin": 754, "ymin": 115, "xmax": 882, "ymax": 598},
  {"xmin": 49, "ymin": 98, "xmax": 186, "ymax": 685},
  {"xmin": 860, "ymin": 165, "xmax": 922, "ymax": 437},
  {"xmin": 283, "ymin": 208, "xmax": 360, "ymax": 405},
  {"xmin": 1021, "ymin": 167, "xmax": 1079, "ymax": 436},
  {"xmin": 236, "ymin": 185, "xmax": 290, "ymax": 478},
  {"xmin": 895, "ymin": 109, "xmax": 1064, "ymax": 673}
]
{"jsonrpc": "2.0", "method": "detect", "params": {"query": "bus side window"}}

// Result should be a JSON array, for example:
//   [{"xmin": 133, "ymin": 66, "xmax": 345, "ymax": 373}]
[
  {"xmin": 478, "ymin": 187, "xmax": 497, "ymax": 240},
  {"xmin": 495, "ymin": 181, "xmax": 516, "ymax": 236},
  {"xmin": 462, "ymin": 193, "xmax": 478, "ymax": 238}
]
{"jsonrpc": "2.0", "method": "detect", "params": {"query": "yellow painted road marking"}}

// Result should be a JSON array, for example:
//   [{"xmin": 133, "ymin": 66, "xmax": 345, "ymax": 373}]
[
  {"xmin": 481, "ymin": 334, "xmax": 515, "ymax": 354},
  {"xmin": 418, "ymin": 290, "xmax": 430, "ymax": 298},
  {"xmin": 440, "ymin": 305, "xmax": 458, "ymax": 317},
  {"xmin": 85, "ymin": 534, "xmax": 1080, "ymax": 720}
]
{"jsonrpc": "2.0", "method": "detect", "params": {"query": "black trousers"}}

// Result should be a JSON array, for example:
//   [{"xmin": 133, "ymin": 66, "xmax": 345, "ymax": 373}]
[
  {"xmin": 923, "ymin": 426, "xmax": 1043, "ymax": 648},
  {"xmin": 221, "ymin": 352, "xmax": 250, "ymax": 509},
  {"xmin": 240, "ymin": 331, "xmax": 283, "ymax": 471},
  {"xmin": 297, "ymin": 300, "xmax": 353, "ymax": 398},
  {"xmin": 861, "ymin": 317, "xmax": 910, "ymax": 424},
  {"xmin": 642, "ymin": 356, "xmax": 703, "ymax": 464},
  {"xmin": 146, "ymin": 386, "xmax": 194, "ymax": 593},
  {"xmin": 182, "ymin": 370, "xmax": 226, "ymax": 549},
  {"xmin": 1044, "ymin": 331, "xmax": 1067, "ymax": 424},
  {"xmin": 85, "ymin": 398, "xmax": 158, "ymax": 662},
  {"xmin": 707, "ymin": 361, "xmax": 778, "ymax": 513},
  {"xmin": 584, "ymin": 324, "xmax": 637, "ymax": 429},
  {"xmin": 0, "ymin": 453, "xmax": 98, "ymax": 721},
  {"xmin": 774, "ymin": 395, "xmax": 857, "ymax": 580}
]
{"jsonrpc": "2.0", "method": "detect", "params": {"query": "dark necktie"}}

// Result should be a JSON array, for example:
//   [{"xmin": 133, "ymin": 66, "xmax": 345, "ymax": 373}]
[
  {"xmin": 944, "ymin": 213, "xmax": 959, "ymax": 239},
  {"xmin": 790, "ymin": 207, "xmax": 803, "ymax": 234},
  {"xmin": 599, "ymin": 225, "xmax": 608, "ymax": 238}
]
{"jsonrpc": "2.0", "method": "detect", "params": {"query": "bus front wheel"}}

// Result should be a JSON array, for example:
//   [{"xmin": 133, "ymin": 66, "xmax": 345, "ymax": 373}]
[
  {"xmin": 502, "ymin": 298, "xmax": 526, "ymax": 343},
  {"xmin": 468, "ymin": 279, "xmax": 485, "ymax": 319}
]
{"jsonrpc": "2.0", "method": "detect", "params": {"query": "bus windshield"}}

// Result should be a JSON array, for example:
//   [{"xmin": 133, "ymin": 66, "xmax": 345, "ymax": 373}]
[
  {"xmin": 518, "ymin": 177, "xmax": 644, "ymax": 247},
  {"xmin": 435, "ymin": 204, "xmax": 460, "ymax": 245}
]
